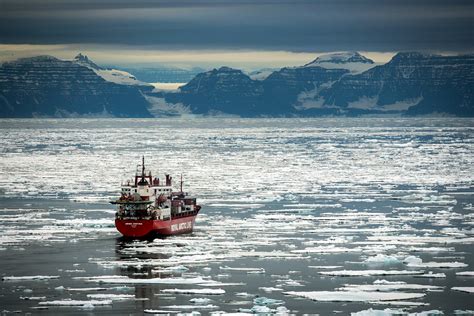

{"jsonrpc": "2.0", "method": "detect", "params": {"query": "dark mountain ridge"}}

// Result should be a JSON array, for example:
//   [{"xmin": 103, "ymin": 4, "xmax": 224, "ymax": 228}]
[
  {"xmin": 0, "ymin": 55, "xmax": 152, "ymax": 117},
  {"xmin": 164, "ymin": 52, "xmax": 474, "ymax": 117},
  {"xmin": 0, "ymin": 52, "xmax": 473, "ymax": 117},
  {"xmin": 317, "ymin": 52, "xmax": 474, "ymax": 116}
]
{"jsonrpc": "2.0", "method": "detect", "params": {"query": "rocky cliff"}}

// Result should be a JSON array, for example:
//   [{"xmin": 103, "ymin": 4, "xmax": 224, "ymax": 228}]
[
  {"xmin": 315, "ymin": 52, "xmax": 474, "ymax": 116},
  {"xmin": 0, "ymin": 55, "xmax": 153, "ymax": 117},
  {"xmin": 165, "ymin": 67, "xmax": 264, "ymax": 116}
]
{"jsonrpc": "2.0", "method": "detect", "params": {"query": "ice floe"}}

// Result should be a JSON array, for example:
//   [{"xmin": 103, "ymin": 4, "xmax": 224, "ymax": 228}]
[
  {"xmin": 158, "ymin": 304, "xmax": 218, "ymax": 310},
  {"xmin": 2, "ymin": 275, "xmax": 59, "ymax": 281},
  {"xmin": 452, "ymin": 287, "xmax": 474, "ymax": 293},
  {"xmin": 153, "ymin": 265, "xmax": 189, "ymax": 273},
  {"xmin": 162, "ymin": 289, "xmax": 225, "ymax": 295},
  {"xmin": 66, "ymin": 287, "xmax": 108, "ymax": 292},
  {"xmin": 364, "ymin": 254, "xmax": 400, "ymax": 264},
  {"xmin": 38, "ymin": 299, "xmax": 113, "ymax": 306},
  {"xmin": 415, "ymin": 272, "xmax": 446, "ymax": 278},
  {"xmin": 308, "ymin": 265, "xmax": 343, "ymax": 269},
  {"xmin": 219, "ymin": 266, "xmax": 265, "ymax": 273},
  {"xmin": 339, "ymin": 280, "xmax": 443, "ymax": 292},
  {"xmin": 454, "ymin": 310, "xmax": 474, "ymax": 315},
  {"xmin": 351, "ymin": 308, "xmax": 444, "ymax": 315},
  {"xmin": 292, "ymin": 245, "xmax": 362, "ymax": 254},
  {"xmin": 403, "ymin": 256, "xmax": 467, "ymax": 268},
  {"xmin": 285, "ymin": 291, "xmax": 425, "ymax": 302},
  {"xmin": 20, "ymin": 296, "xmax": 46, "ymax": 300},
  {"xmin": 76, "ymin": 275, "xmax": 221, "ymax": 285},
  {"xmin": 259, "ymin": 287, "xmax": 284, "ymax": 293},
  {"xmin": 239, "ymin": 305, "xmax": 289, "ymax": 314},
  {"xmin": 253, "ymin": 297, "xmax": 285, "ymax": 306},
  {"xmin": 319, "ymin": 270, "xmax": 425, "ymax": 277},
  {"xmin": 144, "ymin": 309, "xmax": 181, "ymax": 314},
  {"xmin": 86, "ymin": 294, "xmax": 138, "ymax": 301},
  {"xmin": 190, "ymin": 298, "xmax": 212, "ymax": 304}
]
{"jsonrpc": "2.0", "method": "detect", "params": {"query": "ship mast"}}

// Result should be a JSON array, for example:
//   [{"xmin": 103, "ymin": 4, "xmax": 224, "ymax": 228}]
[
  {"xmin": 138, "ymin": 155, "xmax": 146, "ymax": 185},
  {"xmin": 180, "ymin": 174, "xmax": 183, "ymax": 192}
]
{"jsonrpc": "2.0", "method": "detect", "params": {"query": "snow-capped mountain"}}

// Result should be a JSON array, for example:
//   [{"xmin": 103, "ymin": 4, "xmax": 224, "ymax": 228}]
[
  {"xmin": 306, "ymin": 52, "xmax": 374, "ymax": 64},
  {"xmin": 73, "ymin": 53, "xmax": 151, "ymax": 88},
  {"xmin": 0, "ymin": 55, "xmax": 152, "ymax": 117},
  {"xmin": 312, "ymin": 52, "xmax": 474, "ymax": 116},
  {"xmin": 1, "ymin": 52, "xmax": 472, "ymax": 117},
  {"xmin": 164, "ymin": 52, "xmax": 473, "ymax": 117},
  {"xmin": 163, "ymin": 53, "xmax": 371, "ymax": 116},
  {"xmin": 304, "ymin": 52, "xmax": 376, "ymax": 74}
]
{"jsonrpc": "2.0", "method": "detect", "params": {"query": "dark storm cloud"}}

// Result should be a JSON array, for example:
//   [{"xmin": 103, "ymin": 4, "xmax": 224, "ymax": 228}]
[{"xmin": 1, "ymin": 0, "xmax": 473, "ymax": 52}]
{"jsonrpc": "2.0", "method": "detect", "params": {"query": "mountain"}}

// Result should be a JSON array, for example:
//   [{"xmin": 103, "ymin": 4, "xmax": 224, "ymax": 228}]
[
  {"xmin": 1, "ymin": 52, "xmax": 472, "ymax": 118},
  {"xmin": 313, "ymin": 52, "xmax": 474, "ymax": 116},
  {"xmin": 164, "ymin": 52, "xmax": 473, "ymax": 117},
  {"xmin": 73, "ymin": 53, "xmax": 101, "ymax": 69},
  {"xmin": 304, "ymin": 52, "xmax": 376, "ymax": 74},
  {"xmin": 162, "ymin": 53, "xmax": 369, "ymax": 116},
  {"xmin": 306, "ymin": 51, "xmax": 374, "ymax": 65},
  {"xmin": 74, "ymin": 54, "xmax": 152, "ymax": 88},
  {"xmin": 164, "ymin": 63, "xmax": 350, "ymax": 116},
  {"xmin": 165, "ymin": 67, "xmax": 264, "ymax": 116},
  {"xmin": 0, "ymin": 54, "xmax": 153, "ymax": 117},
  {"xmin": 248, "ymin": 68, "xmax": 278, "ymax": 81},
  {"xmin": 261, "ymin": 66, "xmax": 349, "ymax": 115}
]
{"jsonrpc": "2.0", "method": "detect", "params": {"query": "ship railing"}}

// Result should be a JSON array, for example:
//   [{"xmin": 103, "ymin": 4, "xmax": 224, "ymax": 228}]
[
  {"xmin": 115, "ymin": 213, "xmax": 154, "ymax": 220},
  {"xmin": 115, "ymin": 208, "xmax": 159, "ymax": 220},
  {"xmin": 170, "ymin": 209, "xmax": 199, "ymax": 219}
]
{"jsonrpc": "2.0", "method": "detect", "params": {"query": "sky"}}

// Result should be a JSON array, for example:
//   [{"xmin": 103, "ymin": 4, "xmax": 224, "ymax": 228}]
[{"xmin": 0, "ymin": 0, "xmax": 473, "ymax": 69}]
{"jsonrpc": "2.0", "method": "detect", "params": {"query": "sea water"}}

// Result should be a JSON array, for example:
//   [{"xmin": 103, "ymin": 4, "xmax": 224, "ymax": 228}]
[{"xmin": 0, "ymin": 117, "xmax": 473, "ymax": 315}]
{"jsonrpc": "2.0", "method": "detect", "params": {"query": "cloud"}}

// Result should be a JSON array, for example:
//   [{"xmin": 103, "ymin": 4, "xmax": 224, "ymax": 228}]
[{"xmin": 1, "ymin": 0, "xmax": 473, "ymax": 52}]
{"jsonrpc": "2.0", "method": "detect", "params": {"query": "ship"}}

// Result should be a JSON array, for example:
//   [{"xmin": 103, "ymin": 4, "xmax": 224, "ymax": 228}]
[{"xmin": 111, "ymin": 157, "xmax": 201, "ymax": 238}]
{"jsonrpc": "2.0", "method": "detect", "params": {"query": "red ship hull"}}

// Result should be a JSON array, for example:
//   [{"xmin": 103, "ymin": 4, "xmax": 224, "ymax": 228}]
[{"xmin": 115, "ymin": 214, "xmax": 197, "ymax": 238}]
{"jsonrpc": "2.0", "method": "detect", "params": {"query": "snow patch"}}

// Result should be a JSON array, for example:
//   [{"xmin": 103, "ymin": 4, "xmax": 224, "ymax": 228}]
[
  {"xmin": 144, "ymin": 94, "xmax": 191, "ymax": 117},
  {"xmin": 93, "ymin": 68, "xmax": 151, "ymax": 87}
]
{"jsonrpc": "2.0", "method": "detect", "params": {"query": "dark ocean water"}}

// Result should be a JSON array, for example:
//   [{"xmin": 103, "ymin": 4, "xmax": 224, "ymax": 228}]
[{"xmin": 0, "ymin": 118, "xmax": 473, "ymax": 315}]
